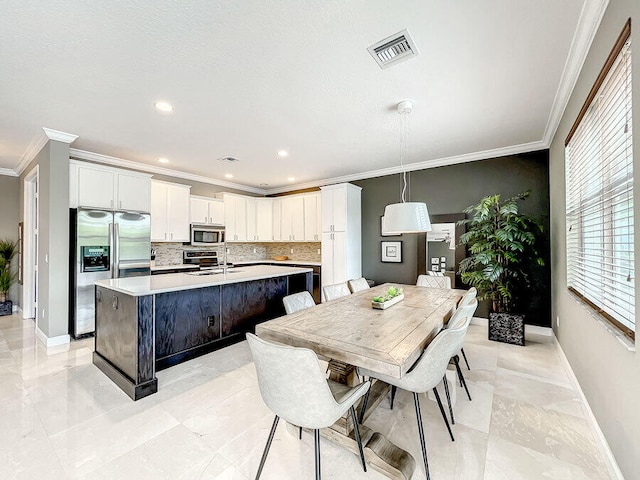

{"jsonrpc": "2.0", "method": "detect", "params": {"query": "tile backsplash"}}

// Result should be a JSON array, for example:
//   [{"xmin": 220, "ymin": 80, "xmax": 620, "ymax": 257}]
[{"xmin": 152, "ymin": 242, "xmax": 321, "ymax": 266}]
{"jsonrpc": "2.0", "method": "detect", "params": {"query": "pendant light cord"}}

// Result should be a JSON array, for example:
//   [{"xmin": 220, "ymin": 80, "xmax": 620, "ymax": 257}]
[{"xmin": 400, "ymin": 105, "xmax": 410, "ymax": 203}]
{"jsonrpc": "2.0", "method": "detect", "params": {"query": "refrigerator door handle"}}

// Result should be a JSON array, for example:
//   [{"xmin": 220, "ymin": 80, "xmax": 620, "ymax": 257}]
[
  {"xmin": 108, "ymin": 222, "xmax": 115, "ymax": 279},
  {"xmin": 114, "ymin": 222, "xmax": 120, "ymax": 278}
]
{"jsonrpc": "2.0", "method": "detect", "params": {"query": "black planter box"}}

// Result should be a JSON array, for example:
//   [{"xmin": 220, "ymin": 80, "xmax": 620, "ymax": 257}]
[
  {"xmin": 489, "ymin": 312, "xmax": 525, "ymax": 346},
  {"xmin": 0, "ymin": 300, "xmax": 12, "ymax": 316}
]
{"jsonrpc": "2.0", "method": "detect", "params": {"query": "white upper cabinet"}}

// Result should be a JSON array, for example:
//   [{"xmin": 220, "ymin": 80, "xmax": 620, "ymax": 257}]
[
  {"xmin": 71, "ymin": 161, "xmax": 151, "ymax": 212},
  {"xmin": 224, "ymin": 194, "xmax": 248, "ymax": 242},
  {"xmin": 151, "ymin": 180, "xmax": 191, "ymax": 242},
  {"xmin": 117, "ymin": 173, "xmax": 151, "ymax": 212},
  {"xmin": 303, "ymin": 192, "xmax": 322, "ymax": 241},
  {"xmin": 190, "ymin": 196, "xmax": 225, "ymax": 225},
  {"xmin": 322, "ymin": 186, "xmax": 348, "ymax": 232},
  {"xmin": 255, "ymin": 198, "xmax": 273, "ymax": 241},
  {"xmin": 272, "ymin": 198, "xmax": 283, "ymax": 241},
  {"xmin": 281, "ymin": 195, "xmax": 305, "ymax": 242}
]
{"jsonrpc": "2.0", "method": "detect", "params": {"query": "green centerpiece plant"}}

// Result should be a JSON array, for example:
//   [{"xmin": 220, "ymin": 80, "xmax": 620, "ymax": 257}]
[
  {"xmin": 458, "ymin": 191, "xmax": 544, "ymax": 344},
  {"xmin": 372, "ymin": 286, "xmax": 404, "ymax": 309}
]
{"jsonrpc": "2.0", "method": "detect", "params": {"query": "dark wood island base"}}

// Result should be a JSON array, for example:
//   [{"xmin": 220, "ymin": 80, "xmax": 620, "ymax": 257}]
[{"xmin": 93, "ymin": 267, "xmax": 312, "ymax": 400}]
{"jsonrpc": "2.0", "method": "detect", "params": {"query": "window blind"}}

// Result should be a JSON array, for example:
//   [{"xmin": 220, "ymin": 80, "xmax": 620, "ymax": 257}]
[{"xmin": 566, "ymin": 24, "xmax": 634, "ymax": 339}]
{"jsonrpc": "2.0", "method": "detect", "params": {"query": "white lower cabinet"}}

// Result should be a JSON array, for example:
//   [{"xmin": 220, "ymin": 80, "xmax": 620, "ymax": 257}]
[{"xmin": 151, "ymin": 181, "xmax": 191, "ymax": 242}]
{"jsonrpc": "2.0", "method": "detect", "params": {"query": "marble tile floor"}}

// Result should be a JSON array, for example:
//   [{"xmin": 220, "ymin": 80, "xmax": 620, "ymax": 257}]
[{"xmin": 0, "ymin": 313, "xmax": 615, "ymax": 480}]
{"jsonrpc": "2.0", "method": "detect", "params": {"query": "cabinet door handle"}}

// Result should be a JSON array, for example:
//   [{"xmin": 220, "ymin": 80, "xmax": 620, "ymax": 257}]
[
  {"xmin": 164, "ymin": 232, "xmax": 167, "ymax": 240},
  {"xmin": 209, "ymin": 217, "xmax": 212, "ymax": 224},
  {"xmin": 171, "ymin": 232, "xmax": 173, "ymax": 240},
  {"xmin": 205, "ymin": 216, "xmax": 208, "ymax": 224},
  {"xmin": 119, "ymin": 200, "xmax": 122, "ymax": 209}
]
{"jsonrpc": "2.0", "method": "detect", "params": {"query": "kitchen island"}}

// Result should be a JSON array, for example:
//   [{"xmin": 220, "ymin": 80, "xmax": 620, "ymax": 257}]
[{"xmin": 93, "ymin": 265, "xmax": 312, "ymax": 400}]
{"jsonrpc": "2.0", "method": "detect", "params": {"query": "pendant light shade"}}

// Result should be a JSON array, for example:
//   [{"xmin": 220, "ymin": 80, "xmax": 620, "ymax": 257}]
[
  {"xmin": 382, "ymin": 202, "xmax": 432, "ymax": 234},
  {"xmin": 381, "ymin": 100, "xmax": 432, "ymax": 234}
]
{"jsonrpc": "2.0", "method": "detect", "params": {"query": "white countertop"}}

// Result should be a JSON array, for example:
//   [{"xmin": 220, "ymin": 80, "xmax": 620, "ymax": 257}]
[
  {"xmin": 150, "ymin": 264, "xmax": 199, "ymax": 272},
  {"xmin": 233, "ymin": 259, "xmax": 321, "ymax": 267},
  {"xmin": 95, "ymin": 265, "xmax": 313, "ymax": 296}
]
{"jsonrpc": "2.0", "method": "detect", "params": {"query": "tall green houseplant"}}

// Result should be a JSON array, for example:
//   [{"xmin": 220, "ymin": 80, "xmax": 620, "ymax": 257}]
[
  {"xmin": 458, "ymin": 191, "xmax": 544, "ymax": 314},
  {"xmin": 0, "ymin": 238, "xmax": 18, "ymax": 313}
]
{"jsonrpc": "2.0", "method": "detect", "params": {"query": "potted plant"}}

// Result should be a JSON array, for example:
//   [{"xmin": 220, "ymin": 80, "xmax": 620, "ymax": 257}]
[
  {"xmin": 458, "ymin": 191, "xmax": 544, "ymax": 345},
  {"xmin": 372, "ymin": 286, "xmax": 404, "ymax": 310},
  {"xmin": 0, "ymin": 238, "xmax": 18, "ymax": 316}
]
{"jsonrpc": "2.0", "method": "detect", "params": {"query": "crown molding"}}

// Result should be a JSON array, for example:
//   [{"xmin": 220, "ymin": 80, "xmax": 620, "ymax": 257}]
[
  {"xmin": 69, "ymin": 148, "xmax": 267, "ymax": 195},
  {"xmin": 14, "ymin": 132, "xmax": 49, "ymax": 176},
  {"xmin": 0, "ymin": 168, "xmax": 18, "ymax": 177},
  {"xmin": 542, "ymin": 0, "xmax": 609, "ymax": 146},
  {"xmin": 42, "ymin": 127, "xmax": 79, "ymax": 144},
  {"xmin": 265, "ymin": 140, "xmax": 547, "ymax": 195}
]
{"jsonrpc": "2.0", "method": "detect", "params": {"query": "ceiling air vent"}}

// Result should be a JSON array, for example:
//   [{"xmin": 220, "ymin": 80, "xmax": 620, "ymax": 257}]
[
  {"xmin": 367, "ymin": 29, "xmax": 419, "ymax": 69},
  {"xmin": 217, "ymin": 156, "xmax": 240, "ymax": 163}
]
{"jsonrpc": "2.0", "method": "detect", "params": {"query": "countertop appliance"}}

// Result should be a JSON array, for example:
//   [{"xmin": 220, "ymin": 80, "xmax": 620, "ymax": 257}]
[
  {"xmin": 69, "ymin": 208, "xmax": 151, "ymax": 338},
  {"xmin": 183, "ymin": 250, "xmax": 228, "ymax": 269},
  {"xmin": 191, "ymin": 225, "xmax": 225, "ymax": 246}
]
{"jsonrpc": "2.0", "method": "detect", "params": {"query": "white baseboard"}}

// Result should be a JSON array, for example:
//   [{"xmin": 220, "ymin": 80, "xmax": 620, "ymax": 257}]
[
  {"xmin": 469, "ymin": 316, "xmax": 553, "ymax": 336},
  {"xmin": 555, "ymin": 335, "xmax": 624, "ymax": 479},
  {"xmin": 35, "ymin": 327, "xmax": 70, "ymax": 348}
]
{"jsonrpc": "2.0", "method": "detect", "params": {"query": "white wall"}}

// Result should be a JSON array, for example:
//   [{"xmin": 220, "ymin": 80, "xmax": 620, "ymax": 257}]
[{"xmin": 549, "ymin": 0, "xmax": 639, "ymax": 477}]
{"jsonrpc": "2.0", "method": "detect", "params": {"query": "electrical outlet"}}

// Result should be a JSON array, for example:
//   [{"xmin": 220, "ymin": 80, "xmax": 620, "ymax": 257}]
[
  {"xmin": 317, "ymin": 249, "xmax": 321, "ymax": 254},
  {"xmin": 45, "ymin": 254, "xmax": 48, "ymax": 263},
  {"xmin": 41, "ymin": 308, "xmax": 45, "ymax": 319},
  {"xmin": 226, "ymin": 248, "xmax": 230, "ymax": 254},
  {"xmin": 207, "ymin": 315, "xmax": 216, "ymax": 327},
  {"xmin": 253, "ymin": 248, "xmax": 257, "ymax": 254},
  {"xmin": 557, "ymin": 315, "xmax": 560, "ymax": 327},
  {"xmin": 290, "ymin": 248, "xmax": 294, "ymax": 254}
]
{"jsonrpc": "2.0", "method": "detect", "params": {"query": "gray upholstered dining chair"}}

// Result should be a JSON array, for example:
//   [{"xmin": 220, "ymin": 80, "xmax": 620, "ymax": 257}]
[
  {"xmin": 246, "ymin": 333, "xmax": 370, "ymax": 480},
  {"xmin": 357, "ymin": 320, "xmax": 471, "ymax": 480},
  {"xmin": 322, "ymin": 282, "xmax": 351, "ymax": 302},
  {"xmin": 283, "ymin": 291, "xmax": 316, "ymax": 315},
  {"xmin": 455, "ymin": 287, "xmax": 477, "ymax": 370},
  {"xmin": 416, "ymin": 274, "xmax": 452, "ymax": 289},
  {"xmin": 347, "ymin": 277, "xmax": 370, "ymax": 293},
  {"xmin": 442, "ymin": 299, "xmax": 478, "ymax": 424}
]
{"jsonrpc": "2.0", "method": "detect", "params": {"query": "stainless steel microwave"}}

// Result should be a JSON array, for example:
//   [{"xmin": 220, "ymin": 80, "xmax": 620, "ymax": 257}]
[{"xmin": 190, "ymin": 225, "xmax": 225, "ymax": 246}]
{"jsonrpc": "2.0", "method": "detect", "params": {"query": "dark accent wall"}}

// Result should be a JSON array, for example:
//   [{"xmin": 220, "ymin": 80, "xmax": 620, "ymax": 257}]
[{"xmin": 353, "ymin": 150, "xmax": 551, "ymax": 326}]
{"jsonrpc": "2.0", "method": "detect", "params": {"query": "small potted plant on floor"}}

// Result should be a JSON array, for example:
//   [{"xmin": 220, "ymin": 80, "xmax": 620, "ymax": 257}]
[
  {"xmin": 458, "ymin": 192, "xmax": 544, "ymax": 345},
  {"xmin": 0, "ymin": 238, "xmax": 18, "ymax": 316}
]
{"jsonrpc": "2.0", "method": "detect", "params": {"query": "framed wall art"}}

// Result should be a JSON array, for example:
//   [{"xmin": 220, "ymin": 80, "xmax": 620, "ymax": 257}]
[{"xmin": 381, "ymin": 241, "xmax": 402, "ymax": 263}]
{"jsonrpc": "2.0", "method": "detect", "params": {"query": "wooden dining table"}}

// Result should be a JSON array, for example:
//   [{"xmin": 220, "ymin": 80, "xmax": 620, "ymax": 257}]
[{"xmin": 255, "ymin": 283, "xmax": 465, "ymax": 480}]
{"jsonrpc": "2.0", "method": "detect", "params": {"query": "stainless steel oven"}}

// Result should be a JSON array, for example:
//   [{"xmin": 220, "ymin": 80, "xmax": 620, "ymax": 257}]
[{"xmin": 190, "ymin": 225, "xmax": 225, "ymax": 246}]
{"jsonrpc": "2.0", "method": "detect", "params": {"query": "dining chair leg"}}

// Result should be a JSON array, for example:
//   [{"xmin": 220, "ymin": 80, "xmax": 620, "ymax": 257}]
[
  {"xmin": 314, "ymin": 429, "xmax": 321, "ymax": 480},
  {"xmin": 359, "ymin": 389, "xmax": 371, "ymax": 424},
  {"xmin": 461, "ymin": 347, "xmax": 471, "ymax": 370},
  {"xmin": 412, "ymin": 392, "xmax": 430, "ymax": 480},
  {"xmin": 442, "ymin": 374, "xmax": 455, "ymax": 425},
  {"xmin": 350, "ymin": 406, "xmax": 367, "ymax": 472},
  {"xmin": 453, "ymin": 356, "xmax": 472, "ymax": 401},
  {"xmin": 255, "ymin": 415, "xmax": 279, "ymax": 480},
  {"xmin": 299, "ymin": 426, "xmax": 303, "ymax": 440},
  {"xmin": 390, "ymin": 385, "xmax": 397, "ymax": 410},
  {"xmin": 433, "ymin": 387, "xmax": 454, "ymax": 442}
]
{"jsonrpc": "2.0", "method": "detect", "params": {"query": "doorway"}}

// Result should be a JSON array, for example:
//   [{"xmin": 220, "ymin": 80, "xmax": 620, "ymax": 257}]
[{"xmin": 22, "ymin": 165, "xmax": 39, "ymax": 322}]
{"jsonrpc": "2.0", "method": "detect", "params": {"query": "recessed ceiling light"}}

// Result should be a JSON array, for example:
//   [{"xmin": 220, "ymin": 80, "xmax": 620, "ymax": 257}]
[
  {"xmin": 288, "ymin": 177, "xmax": 296, "ymax": 182},
  {"xmin": 225, "ymin": 173, "xmax": 233, "ymax": 178},
  {"xmin": 260, "ymin": 183, "xmax": 269, "ymax": 186},
  {"xmin": 158, "ymin": 157, "xmax": 169, "ymax": 164},
  {"xmin": 276, "ymin": 150, "xmax": 289, "ymax": 157},
  {"xmin": 154, "ymin": 101, "xmax": 174, "ymax": 113}
]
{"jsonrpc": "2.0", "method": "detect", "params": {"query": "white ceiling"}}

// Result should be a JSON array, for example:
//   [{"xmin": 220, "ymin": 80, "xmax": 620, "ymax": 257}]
[{"xmin": 0, "ymin": 0, "xmax": 605, "ymax": 193}]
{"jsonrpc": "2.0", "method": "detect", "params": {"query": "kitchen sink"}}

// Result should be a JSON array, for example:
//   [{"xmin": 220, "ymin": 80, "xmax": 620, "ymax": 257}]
[{"xmin": 185, "ymin": 268, "xmax": 244, "ymax": 276}]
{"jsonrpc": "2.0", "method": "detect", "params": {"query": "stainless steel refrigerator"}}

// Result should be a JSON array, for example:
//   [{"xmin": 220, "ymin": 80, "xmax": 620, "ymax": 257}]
[{"xmin": 69, "ymin": 208, "xmax": 151, "ymax": 338}]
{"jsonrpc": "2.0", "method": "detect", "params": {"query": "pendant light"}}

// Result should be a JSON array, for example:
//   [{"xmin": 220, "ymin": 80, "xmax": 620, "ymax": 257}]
[{"xmin": 382, "ymin": 100, "xmax": 432, "ymax": 234}]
